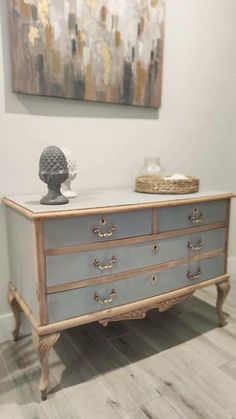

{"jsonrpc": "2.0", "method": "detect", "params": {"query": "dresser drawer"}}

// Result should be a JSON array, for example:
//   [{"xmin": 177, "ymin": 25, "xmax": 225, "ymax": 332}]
[
  {"xmin": 158, "ymin": 200, "xmax": 227, "ymax": 232},
  {"xmin": 44, "ymin": 209, "xmax": 152, "ymax": 248},
  {"xmin": 46, "ymin": 228, "xmax": 225, "ymax": 286},
  {"xmin": 47, "ymin": 255, "xmax": 225, "ymax": 322}
]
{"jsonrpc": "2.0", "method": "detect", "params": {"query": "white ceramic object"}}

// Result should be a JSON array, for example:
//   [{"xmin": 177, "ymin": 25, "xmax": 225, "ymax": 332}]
[
  {"xmin": 60, "ymin": 148, "xmax": 78, "ymax": 198},
  {"xmin": 164, "ymin": 173, "xmax": 188, "ymax": 180}
]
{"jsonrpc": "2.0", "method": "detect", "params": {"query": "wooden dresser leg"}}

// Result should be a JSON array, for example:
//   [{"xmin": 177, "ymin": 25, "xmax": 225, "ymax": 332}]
[
  {"xmin": 8, "ymin": 288, "xmax": 22, "ymax": 341},
  {"xmin": 216, "ymin": 279, "xmax": 230, "ymax": 327},
  {"xmin": 32, "ymin": 330, "xmax": 60, "ymax": 401}
]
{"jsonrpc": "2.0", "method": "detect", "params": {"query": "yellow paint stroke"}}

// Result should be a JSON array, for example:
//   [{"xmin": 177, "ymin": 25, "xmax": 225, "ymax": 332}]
[
  {"xmin": 86, "ymin": 0, "xmax": 98, "ymax": 9},
  {"xmin": 78, "ymin": 17, "xmax": 90, "ymax": 47},
  {"xmin": 115, "ymin": 31, "xmax": 121, "ymax": 47},
  {"xmin": 106, "ymin": 85, "xmax": 113, "ymax": 103},
  {"xmin": 85, "ymin": 64, "xmax": 94, "ymax": 100},
  {"xmin": 135, "ymin": 61, "xmax": 146, "ymax": 104},
  {"xmin": 19, "ymin": 0, "xmax": 31, "ymax": 19},
  {"xmin": 151, "ymin": 0, "xmax": 159, "ymax": 7},
  {"xmin": 101, "ymin": 6, "xmax": 107, "ymax": 22},
  {"xmin": 52, "ymin": 49, "xmax": 61, "ymax": 76},
  {"xmin": 28, "ymin": 26, "xmax": 39, "ymax": 46},
  {"xmin": 140, "ymin": 17, "xmax": 145, "ymax": 34},
  {"xmin": 80, "ymin": 30, "xmax": 86, "ymax": 46},
  {"xmin": 45, "ymin": 24, "xmax": 53, "ymax": 49},
  {"xmin": 38, "ymin": 0, "xmax": 49, "ymax": 28},
  {"xmin": 101, "ymin": 41, "xmax": 111, "ymax": 86},
  {"xmin": 77, "ymin": 31, "xmax": 83, "ymax": 54}
]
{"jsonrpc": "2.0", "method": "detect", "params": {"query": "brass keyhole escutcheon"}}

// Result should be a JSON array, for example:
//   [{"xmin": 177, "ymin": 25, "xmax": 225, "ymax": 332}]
[
  {"xmin": 152, "ymin": 242, "xmax": 159, "ymax": 255},
  {"xmin": 151, "ymin": 275, "xmax": 158, "ymax": 286}
]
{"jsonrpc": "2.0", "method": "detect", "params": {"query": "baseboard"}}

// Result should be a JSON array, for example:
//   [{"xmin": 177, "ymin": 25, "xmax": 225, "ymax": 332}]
[
  {"xmin": 228, "ymin": 256, "xmax": 236, "ymax": 275},
  {"xmin": 0, "ymin": 313, "xmax": 13, "ymax": 343},
  {"xmin": 0, "ymin": 313, "xmax": 31, "ymax": 343}
]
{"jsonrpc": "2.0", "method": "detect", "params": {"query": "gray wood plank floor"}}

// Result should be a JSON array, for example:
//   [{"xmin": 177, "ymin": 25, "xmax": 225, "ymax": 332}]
[{"xmin": 0, "ymin": 275, "xmax": 236, "ymax": 419}]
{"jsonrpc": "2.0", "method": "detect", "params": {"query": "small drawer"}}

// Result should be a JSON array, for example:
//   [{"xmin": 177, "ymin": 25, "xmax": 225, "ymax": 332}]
[
  {"xmin": 46, "ymin": 228, "xmax": 225, "ymax": 287},
  {"xmin": 44, "ymin": 209, "xmax": 152, "ymax": 248},
  {"xmin": 157, "ymin": 200, "xmax": 227, "ymax": 232},
  {"xmin": 46, "ymin": 240, "xmax": 160, "ymax": 286},
  {"xmin": 47, "ymin": 255, "xmax": 225, "ymax": 322}
]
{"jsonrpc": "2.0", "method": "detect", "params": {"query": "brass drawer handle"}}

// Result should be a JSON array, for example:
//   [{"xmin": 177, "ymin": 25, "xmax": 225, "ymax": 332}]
[
  {"xmin": 187, "ymin": 239, "xmax": 203, "ymax": 252},
  {"xmin": 94, "ymin": 256, "xmax": 117, "ymax": 271},
  {"xmin": 94, "ymin": 289, "xmax": 116, "ymax": 305},
  {"xmin": 92, "ymin": 218, "xmax": 115, "ymax": 238},
  {"xmin": 188, "ymin": 208, "xmax": 204, "ymax": 224},
  {"xmin": 188, "ymin": 213, "xmax": 203, "ymax": 224},
  {"xmin": 187, "ymin": 268, "xmax": 202, "ymax": 280}
]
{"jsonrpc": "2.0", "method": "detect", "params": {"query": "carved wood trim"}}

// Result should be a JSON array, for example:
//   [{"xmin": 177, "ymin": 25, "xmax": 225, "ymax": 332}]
[
  {"xmin": 32, "ymin": 330, "xmax": 60, "ymax": 400},
  {"xmin": 99, "ymin": 292, "xmax": 194, "ymax": 326}
]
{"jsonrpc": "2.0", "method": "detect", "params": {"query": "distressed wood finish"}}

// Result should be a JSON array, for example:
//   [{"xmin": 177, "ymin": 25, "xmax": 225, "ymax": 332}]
[
  {"xmin": 224, "ymin": 199, "xmax": 231, "ymax": 273},
  {"xmin": 8, "ymin": 282, "xmax": 38, "ymax": 332},
  {"xmin": 45, "ymin": 233, "xmax": 159, "ymax": 256},
  {"xmin": 99, "ymin": 292, "xmax": 194, "ymax": 326},
  {"xmin": 32, "ymin": 330, "xmax": 60, "ymax": 401},
  {"xmin": 216, "ymin": 279, "xmax": 231, "ymax": 327},
  {"xmin": 34, "ymin": 220, "xmax": 48, "ymax": 325},
  {"xmin": 45, "ymin": 221, "xmax": 226, "ymax": 257},
  {"xmin": 47, "ymin": 249, "xmax": 225, "ymax": 294},
  {"xmin": 1, "ymin": 276, "xmax": 236, "ymax": 419},
  {"xmin": 4, "ymin": 190, "xmax": 233, "ymax": 400},
  {"xmin": 39, "ymin": 274, "xmax": 230, "ymax": 336},
  {"xmin": 3, "ymin": 191, "xmax": 234, "ymax": 220}
]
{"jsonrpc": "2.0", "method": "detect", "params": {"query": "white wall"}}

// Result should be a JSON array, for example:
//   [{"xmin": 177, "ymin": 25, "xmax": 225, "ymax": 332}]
[{"xmin": 0, "ymin": 0, "xmax": 236, "ymax": 341}]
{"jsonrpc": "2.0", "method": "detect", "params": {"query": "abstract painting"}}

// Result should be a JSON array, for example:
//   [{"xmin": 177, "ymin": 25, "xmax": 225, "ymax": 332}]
[{"xmin": 9, "ymin": 0, "xmax": 165, "ymax": 108}]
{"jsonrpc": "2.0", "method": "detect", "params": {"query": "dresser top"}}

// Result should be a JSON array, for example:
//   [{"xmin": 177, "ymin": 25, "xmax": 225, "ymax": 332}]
[{"xmin": 3, "ymin": 188, "xmax": 234, "ymax": 220}]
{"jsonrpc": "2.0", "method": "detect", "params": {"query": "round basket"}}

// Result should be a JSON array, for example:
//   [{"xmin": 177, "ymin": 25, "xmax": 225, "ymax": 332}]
[{"xmin": 135, "ymin": 176, "xmax": 199, "ymax": 195}]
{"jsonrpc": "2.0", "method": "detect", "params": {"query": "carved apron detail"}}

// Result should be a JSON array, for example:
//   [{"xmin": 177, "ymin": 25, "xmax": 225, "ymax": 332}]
[{"xmin": 99, "ymin": 293, "xmax": 194, "ymax": 326}]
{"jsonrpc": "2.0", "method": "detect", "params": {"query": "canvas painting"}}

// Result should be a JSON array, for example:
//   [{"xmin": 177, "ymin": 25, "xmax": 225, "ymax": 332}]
[{"xmin": 9, "ymin": 0, "xmax": 165, "ymax": 108}]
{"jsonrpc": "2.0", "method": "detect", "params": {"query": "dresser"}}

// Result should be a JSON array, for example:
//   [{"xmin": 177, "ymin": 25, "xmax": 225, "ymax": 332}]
[{"xmin": 3, "ymin": 189, "xmax": 233, "ymax": 400}]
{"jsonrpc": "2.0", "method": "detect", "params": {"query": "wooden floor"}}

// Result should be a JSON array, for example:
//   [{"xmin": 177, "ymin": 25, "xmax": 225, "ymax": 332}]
[{"xmin": 1, "ymin": 276, "xmax": 236, "ymax": 419}]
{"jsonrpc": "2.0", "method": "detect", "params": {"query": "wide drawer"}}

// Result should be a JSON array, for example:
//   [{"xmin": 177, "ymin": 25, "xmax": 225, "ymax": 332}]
[
  {"xmin": 44, "ymin": 209, "xmax": 152, "ymax": 248},
  {"xmin": 46, "ymin": 228, "xmax": 225, "ymax": 286},
  {"xmin": 158, "ymin": 200, "xmax": 227, "ymax": 232},
  {"xmin": 47, "ymin": 255, "xmax": 225, "ymax": 323}
]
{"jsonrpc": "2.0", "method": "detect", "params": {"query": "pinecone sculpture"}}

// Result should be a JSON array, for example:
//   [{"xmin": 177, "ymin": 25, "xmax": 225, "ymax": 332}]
[
  {"xmin": 39, "ymin": 146, "xmax": 69, "ymax": 205},
  {"xmin": 60, "ymin": 148, "xmax": 78, "ymax": 198}
]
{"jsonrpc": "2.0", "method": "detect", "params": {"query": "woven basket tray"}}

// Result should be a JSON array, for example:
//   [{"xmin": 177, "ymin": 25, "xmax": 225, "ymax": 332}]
[{"xmin": 135, "ymin": 176, "xmax": 199, "ymax": 194}]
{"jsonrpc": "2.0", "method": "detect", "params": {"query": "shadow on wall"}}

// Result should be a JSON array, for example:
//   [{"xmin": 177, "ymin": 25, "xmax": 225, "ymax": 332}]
[{"xmin": 0, "ymin": 0, "xmax": 159, "ymax": 120}]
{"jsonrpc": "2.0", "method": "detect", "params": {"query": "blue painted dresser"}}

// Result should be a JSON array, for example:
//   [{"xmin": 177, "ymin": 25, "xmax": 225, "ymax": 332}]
[{"xmin": 3, "ymin": 189, "xmax": 234, "ymax": 400}]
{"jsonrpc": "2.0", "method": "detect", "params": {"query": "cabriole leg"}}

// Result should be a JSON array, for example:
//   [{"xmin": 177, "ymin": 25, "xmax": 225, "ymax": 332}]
[
  {"xmin": 32, "ymin": 330, "xmax": 60, "ymax": 401},
  {"xmin": 216, "ymin": 279, "xmax": 230, "ymax": 327},
  {"xmin": 8, "ymin": 288, "xmax": 22, "ymax": 341}
]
